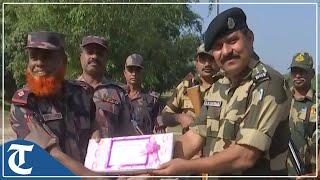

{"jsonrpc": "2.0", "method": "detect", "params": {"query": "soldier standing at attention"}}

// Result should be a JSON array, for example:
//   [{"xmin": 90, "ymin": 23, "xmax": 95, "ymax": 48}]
[
  {"xmin": 9, "ymin": 31, "xmax": 99, "ymax": 175},
  {"xmin": 123, "ymin": 54, "xmax": 160, "ymax": 134},
  {"xmin": 158, "ymin": 43, "xmax": 220, "ymax": 138},
  {"xmin": 153, "ymin": 7, "xmax": 290, "ymax": 176},
  {"xmin": 287, "ymin": 52, "xmax": 316, "ymax": 176},
  {"xmin": 77, "ymin": 35, "xmax": 137, "ymax": 138}
]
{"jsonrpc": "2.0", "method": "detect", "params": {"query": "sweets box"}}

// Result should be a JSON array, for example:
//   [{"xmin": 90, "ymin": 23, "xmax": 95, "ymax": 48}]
[{"xmin": 84, "ymin": 133, "xmax": 174, "ymax": 175}]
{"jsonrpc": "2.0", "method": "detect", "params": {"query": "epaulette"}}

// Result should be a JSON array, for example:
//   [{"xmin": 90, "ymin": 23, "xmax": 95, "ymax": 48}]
[
  {"xmin": 182, "ymin": 72, "xmax": 196, "ymax": 88},
  {"xmin": 182, "ymin": 79, "xmax": 191, "ymax": 88},
  {"xmin": 252, "ymin": 63, "xmax": 270, "ymax": 83},
  {"xmin": 12, "ymin": 86, "xmax": 31, "ymax": 106}
]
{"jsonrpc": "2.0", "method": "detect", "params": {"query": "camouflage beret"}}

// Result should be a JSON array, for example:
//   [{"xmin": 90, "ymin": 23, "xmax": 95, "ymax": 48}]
[
  {"xmin": 204, "ymin": 7, "xmax": 248, "ymax": 51},
  {"xmin": 26, "ymin": 31, "xmax": 65, "ymax": 50},
  {"xmin": 290, "ymin": 52, "xmax": 314, "ymax": 71},
  {"xmin": 125, "ymin": 53, "xmax": 143, "ymax": 69},
  {"xmin": 81, "ymin": 35, "xmax": 108, "ymax": 50}
]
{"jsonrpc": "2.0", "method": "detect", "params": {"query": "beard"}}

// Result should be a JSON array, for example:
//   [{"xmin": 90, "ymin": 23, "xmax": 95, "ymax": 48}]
[{"xmin": 26, "ymin": 68, "xmax": 65, "ymax": 97}]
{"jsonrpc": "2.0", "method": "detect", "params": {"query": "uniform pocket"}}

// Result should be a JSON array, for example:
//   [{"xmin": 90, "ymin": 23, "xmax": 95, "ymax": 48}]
[
  {"xmin": 207, "ymin": 106, "xmax": 221, "ymax": 119},
  {"xmin": 207, "ymin": 118, "xmax": 219, "ymax": 137},
  {"xmin": 205, "ymin": 105, "xmax": 221, "ymax": 136},
  {"xmin": 96, "ymin": 101, "xmax": 120, "ymax": 116},
  {"xmin": 298, "ymin": 111, "xmax": 307, "ymax": 121},
  {"xmin": 217, "ymin": 119, "xmax": 239, "ymax": 141}
]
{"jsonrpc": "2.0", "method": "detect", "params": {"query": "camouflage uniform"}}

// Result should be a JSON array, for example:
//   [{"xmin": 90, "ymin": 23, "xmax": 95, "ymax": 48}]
[
  {"xmin": 162, "ymin": 44, "xmax": 220, "ymax": 137},
  {"xmin": 78, "ymin": 35, "xmax": 136, "ymax": 138},
  {"xmin": 9, "ymin": 31, "xmax": 96, "ymax": 163},
  {"xmin": 123, "ymin": 53, "xmax": 161, "ymax": 134},
  {"xmin": 162, "ymin": 72, "xmax": 212, "ymax": 136},
  {"xmin": 10, "ymin": 81, "xmax": 95, "ymax": 163},
  {"xmin": 190, "ymin": 56, "xmax": 291, "ymax": 175},
  {"xmin": 287, "ymin": 53, "xmax": 317, "ymax": 175},
  {"xmin": 128, "ymin": 90, "xmax": 160, "ymax": 134},
  {"xmin": 77, "ymin": 76, "xmax": 134, "ymax": 138},
  {"xmin": 288, "ymin": 88, "xmax": 317, "ymax": 175}
]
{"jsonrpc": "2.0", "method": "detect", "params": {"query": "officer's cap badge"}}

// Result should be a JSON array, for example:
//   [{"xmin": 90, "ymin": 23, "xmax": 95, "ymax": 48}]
[
  {"xmin": 295, "ymin": 53, "xmax": 305, "ymax": 62},
  {"xmin": 227, "ymin": 17, "xmax": 235, "ymax": 29}
]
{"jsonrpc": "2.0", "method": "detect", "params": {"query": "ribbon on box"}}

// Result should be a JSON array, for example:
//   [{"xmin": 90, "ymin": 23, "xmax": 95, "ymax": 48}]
[{"xmin": 145, "ymin": 138, "xmax": 160, "ymax": 166}]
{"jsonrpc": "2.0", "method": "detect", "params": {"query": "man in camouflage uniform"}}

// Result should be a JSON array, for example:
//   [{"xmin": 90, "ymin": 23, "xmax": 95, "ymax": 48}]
[
  {"xmin": 10, "ymin": 31, "xmax": 98, "ymax": 175},
  {"xmin": 159, "ymin": 43, "xmax": 220, "ymax": 138},
  {"xmin": 77, "ymin": 35, "xmax": 137, "ymax": 138},
  {"xmin": 287, "ymin": 52, "xmax": 317, "ymax": 175},
  {"xmin": 154, "ymin": 7, "xmax": 290, "ymax": 176},
  {"xmin": 123, "ymin": 53, "xmax": 160, "ymax": 134}
]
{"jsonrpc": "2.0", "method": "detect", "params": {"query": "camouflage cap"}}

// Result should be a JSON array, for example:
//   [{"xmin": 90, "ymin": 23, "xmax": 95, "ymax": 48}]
[
  {"xmin": 81, "ymin": 35, "xmax": 108, "ymax": 50},
  {"xmin": 196, "ymin": 43, "xmax": 212, "ymax": 57},
  {"xmin": 26, "ymin": 31, "xmax": 65, "ymax": 50},
  {"xmin": 290, "ymin": 52, "xmax": 313, "ymax": 71},
  {"xmin": 125, "ymin": 53, "xmax": 143, "ymax": 69}
]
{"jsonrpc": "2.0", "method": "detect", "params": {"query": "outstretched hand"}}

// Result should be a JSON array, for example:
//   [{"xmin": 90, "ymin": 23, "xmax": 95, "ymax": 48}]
[{"xmin": 152, "ymin": 158, "xmax": 191, "ymax": 176}]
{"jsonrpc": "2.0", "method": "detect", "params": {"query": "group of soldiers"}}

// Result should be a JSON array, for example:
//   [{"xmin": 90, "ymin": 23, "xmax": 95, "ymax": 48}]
[{"xmin": 9, "ymin": 7, "xmax": 318, "ymax": 177}]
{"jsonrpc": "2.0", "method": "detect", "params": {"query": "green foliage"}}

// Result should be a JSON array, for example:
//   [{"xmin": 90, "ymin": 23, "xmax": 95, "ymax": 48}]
[{"xmin": 4, "ymin": 2, "xmax": 202, "ymax": 94}]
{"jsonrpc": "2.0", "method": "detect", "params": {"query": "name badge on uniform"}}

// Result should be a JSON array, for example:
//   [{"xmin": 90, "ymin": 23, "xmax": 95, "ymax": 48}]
[
  {"xmin": 42, "ymin": 113, "xmax": 62, "ymax": 121},
  {"xmin": 204, "ymin": 100, "xmax": 221, "ymax": 107}
]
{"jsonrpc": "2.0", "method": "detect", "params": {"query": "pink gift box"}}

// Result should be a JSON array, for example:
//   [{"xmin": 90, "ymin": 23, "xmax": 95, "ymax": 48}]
[{"xmin": 84, "ymin": 133, "xmax": 174, "ymax": 175}]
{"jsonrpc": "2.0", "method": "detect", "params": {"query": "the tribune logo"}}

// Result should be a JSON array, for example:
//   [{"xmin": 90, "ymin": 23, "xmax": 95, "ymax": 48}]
[{"xmin": 7, "ymin": 144, "xmax": 34, "ymax": 175}]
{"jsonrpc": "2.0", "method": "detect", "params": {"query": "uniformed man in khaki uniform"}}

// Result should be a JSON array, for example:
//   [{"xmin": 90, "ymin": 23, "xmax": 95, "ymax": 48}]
[
  {"xmin": 287, "ymin": 52, "xmax": 317, "ymax": 176},
  {"xmin": 77, "ymin": 35, "xmax": 137, "ymax": 138},
  {"xmin": 123, "ymin": 54, "xmax": 160, "ymax": 134},
  {"xmin": 153, "ymin": 7, "xmax": 290, "ymax": 176},
  {"xmin": 159, "ymin": 43, "xmax": 220, "ymax": 139}
]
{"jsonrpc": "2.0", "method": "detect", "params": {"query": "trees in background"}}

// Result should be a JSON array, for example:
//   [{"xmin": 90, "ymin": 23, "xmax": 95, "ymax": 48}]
[{"xmin": 4, "ymin": 2, "xmax": 202, "ymax": 99}]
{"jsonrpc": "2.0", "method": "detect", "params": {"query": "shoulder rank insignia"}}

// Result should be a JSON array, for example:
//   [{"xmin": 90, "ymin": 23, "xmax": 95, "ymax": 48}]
[
  {"xmin": 12, "ymin": 87, "xmax": 31, "ymax": 106},
  {"xmin": 252, "ymin": 64, "xmax": 270, "ymax": 82},
  {"xmin": 18, "ymin": 90, "xmax": 24, "ymax": 97}
]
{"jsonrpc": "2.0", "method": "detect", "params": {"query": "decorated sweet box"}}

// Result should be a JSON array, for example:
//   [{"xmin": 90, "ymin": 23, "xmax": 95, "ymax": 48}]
[{"xmin": 84, "ymin": 133, "xmax": 174, "ymax": 175}]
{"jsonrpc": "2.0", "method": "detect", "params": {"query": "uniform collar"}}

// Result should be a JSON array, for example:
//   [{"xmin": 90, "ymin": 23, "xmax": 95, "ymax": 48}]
[
  {"xmin": 199, "ymin": 81, "xmax": 213, "ymax": 93},
  {"xmin": 242, "ymin": 56, "xmax": 260, "ymax": 82},
  {"xmin": 291, "ymin": 87, "xmax": 314, "ymax": 101}
]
